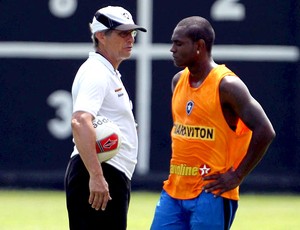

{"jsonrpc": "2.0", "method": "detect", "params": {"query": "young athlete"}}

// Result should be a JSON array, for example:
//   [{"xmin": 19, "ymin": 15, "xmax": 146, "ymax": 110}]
[{"xmin": 150, "ymin": 16, "xmax": 275, "ymax": 230}]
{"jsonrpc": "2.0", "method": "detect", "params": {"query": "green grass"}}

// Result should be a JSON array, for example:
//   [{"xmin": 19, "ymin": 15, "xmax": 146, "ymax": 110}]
[
  {"xmin": 0, "ymin": 190, "xmax": 68, "ymax": 230},
  {"xmin": 0, "ymin": 190, "xmax": 299, "ymax": 229},
  {"xmin": 232, "ymin": 194, "xmax": 300, "ymax": 230}
]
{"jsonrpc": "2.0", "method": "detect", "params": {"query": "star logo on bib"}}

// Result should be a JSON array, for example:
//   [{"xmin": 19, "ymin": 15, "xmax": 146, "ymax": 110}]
[{"xmin": 199, "ymin": 164, "xmax": 211, "ymax": 176}]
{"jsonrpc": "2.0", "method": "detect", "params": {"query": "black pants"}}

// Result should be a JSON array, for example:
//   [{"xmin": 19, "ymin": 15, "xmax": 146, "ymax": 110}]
[{"xmin": 65, "ymin": 155, "xmax": 131, "ymax": 230}]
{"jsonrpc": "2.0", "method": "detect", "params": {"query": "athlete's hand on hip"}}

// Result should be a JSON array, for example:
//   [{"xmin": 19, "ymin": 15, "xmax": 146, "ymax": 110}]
[{"xmin": 202, "ymin": 167, "xmax": 242, "ymax": 197}]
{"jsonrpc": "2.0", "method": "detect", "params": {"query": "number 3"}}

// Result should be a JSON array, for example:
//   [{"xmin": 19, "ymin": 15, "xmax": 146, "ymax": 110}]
[{"xmin": 47, "ymin": 90, "xmax": 72, "ymax": 139}]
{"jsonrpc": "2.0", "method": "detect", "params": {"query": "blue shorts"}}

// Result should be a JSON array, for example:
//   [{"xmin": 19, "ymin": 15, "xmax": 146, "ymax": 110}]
[{"xmin": 150, "ymin": 190, "xmax": 238, "ymax": 230}]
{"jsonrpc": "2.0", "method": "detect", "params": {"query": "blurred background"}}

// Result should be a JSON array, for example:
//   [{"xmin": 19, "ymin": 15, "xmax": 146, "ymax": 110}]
[{"xmin": 0, "ymin": 0, "xmax": 299, "ymax": 193}]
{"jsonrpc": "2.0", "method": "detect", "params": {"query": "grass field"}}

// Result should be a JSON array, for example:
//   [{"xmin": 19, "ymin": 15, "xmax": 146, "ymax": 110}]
[{"xmin": 0, "ymin": 190, "xmax": 299, "ymax": 229}]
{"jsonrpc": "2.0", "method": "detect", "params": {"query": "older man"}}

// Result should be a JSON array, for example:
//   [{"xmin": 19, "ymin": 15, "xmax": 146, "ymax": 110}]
[{"xmin": 65, "ymin": 6, "xmax": 146, "ymax": 230}]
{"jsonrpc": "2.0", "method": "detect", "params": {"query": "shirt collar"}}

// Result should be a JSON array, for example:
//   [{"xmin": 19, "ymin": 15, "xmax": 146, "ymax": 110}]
[{"xmin": 89, "ymin": 52, "xmax": 121, "ymax": 77}]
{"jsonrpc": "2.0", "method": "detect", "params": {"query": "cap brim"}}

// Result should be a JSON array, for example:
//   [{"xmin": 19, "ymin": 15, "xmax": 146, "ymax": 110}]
[{"xmin": 114, "ymin": 24, "xmax": 147, "ymax": 32}]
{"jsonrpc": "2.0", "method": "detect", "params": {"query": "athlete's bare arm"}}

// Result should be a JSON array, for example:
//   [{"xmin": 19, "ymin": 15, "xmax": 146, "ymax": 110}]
[
  {"xmin": 171, "ymin": 71, "xmax": 184, "ymax": 93},
  {"xmin": 203, "ymin": 76, "xmax": 276, "ymax": 196}
]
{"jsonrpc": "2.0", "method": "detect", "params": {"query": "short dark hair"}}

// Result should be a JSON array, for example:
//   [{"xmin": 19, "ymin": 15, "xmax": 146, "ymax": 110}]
[{"xmin": 178, "ymin": 16, "xmax": 215, "ymax": 54}]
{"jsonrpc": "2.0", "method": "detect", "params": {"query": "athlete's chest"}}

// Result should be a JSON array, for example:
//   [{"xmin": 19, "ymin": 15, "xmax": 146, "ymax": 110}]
[{"xmin": 172, "ymin": 82, "xmax": 220, "ymax": 123}]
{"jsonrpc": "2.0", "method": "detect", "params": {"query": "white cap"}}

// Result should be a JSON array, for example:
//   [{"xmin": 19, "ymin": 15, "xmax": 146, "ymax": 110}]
[{"xmin": 90, "ymin": 6, "xmax": 147, "ymax": 33}]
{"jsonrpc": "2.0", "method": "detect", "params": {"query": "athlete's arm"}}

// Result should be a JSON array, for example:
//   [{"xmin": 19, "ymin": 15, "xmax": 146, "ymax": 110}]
[
  {"xmin": 203, "ymin": 76, "xmax": 276, "ymax": 196},
  {"xmin": 171, "ymin": 71, "xmax": 183, "ymax": 93},
  {"xmin": 72, "ymin": 111, "xmax": 111, "ymax": 210}
]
